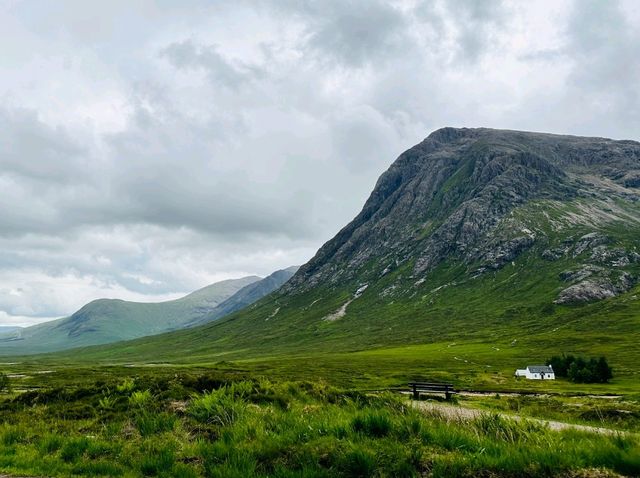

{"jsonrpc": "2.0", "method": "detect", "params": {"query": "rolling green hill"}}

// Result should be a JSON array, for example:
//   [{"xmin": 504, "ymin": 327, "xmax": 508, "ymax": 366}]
[
  {"xmin": 29, "ymin": 128, "xmax": 640, "ymax": 389},
  {"xmin": 0, "ymin": 268, "xmax": 297, "ymax": 355}
]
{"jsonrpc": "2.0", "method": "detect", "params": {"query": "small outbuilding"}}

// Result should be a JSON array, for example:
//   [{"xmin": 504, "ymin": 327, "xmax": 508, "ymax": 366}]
[{"xmin": 514, "ymin": 365, "xmax": 555, "ymax": 380}]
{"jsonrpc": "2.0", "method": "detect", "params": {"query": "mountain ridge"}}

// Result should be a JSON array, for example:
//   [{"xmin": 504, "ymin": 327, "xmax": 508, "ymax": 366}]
[{"xmin": 0, "ymin": 267, "xmax": 298, "ymax": 355}]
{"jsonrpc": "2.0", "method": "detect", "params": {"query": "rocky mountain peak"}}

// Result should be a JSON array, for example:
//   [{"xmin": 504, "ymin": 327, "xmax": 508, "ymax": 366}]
[{"xmin": 285, "ymin": 128, "xmax": 640, "ymax": 305}]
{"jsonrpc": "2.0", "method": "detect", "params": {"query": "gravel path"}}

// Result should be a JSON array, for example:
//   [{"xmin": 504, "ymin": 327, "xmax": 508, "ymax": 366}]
[{"xmin": 411, "ymin": 400, "xmax": 628, "ymax": 435}]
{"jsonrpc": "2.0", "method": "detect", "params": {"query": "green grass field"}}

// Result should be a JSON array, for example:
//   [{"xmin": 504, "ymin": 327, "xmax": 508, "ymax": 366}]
[
  {"xmin": 1, "ymin": 373, "xmax": 639, "ymax": 478},
  {"xmin": 2, "ymin": 197, "xmax": 640, "ymax": 475}
]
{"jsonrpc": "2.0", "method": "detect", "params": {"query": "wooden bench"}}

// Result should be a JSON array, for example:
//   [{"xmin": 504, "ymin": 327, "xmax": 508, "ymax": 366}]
[{"xmin": 408, "ymin": 382, "xmax": 455, "ymax": 400}]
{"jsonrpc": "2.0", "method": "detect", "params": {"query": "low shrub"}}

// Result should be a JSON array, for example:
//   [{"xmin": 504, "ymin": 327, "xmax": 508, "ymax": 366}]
[
  {"xmin": 98, "ymin": 394, "xmax": 116, "ymax": 411},
  {"xmin": 0, "ymin": 372, "xmax": 10, "ymax": 393}
]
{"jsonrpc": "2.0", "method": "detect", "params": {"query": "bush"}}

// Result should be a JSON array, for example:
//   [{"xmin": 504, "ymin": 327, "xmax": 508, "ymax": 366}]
[
  {"xmin": 0, "ymin": 372, "xmax": 10, "ymax": 393},
  {"xmin": 548, "ymin": 354, "xmax": 613, "ymax": 383}
]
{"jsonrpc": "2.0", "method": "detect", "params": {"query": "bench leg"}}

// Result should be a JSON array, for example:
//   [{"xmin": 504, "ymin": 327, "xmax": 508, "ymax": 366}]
[
  {"xmin": 412, "ymin": 385, "xmax": 418, "ymax": 400},
  {"xmin": 445, "ymin": 392, "xmax": 451, "ymax": 401}
]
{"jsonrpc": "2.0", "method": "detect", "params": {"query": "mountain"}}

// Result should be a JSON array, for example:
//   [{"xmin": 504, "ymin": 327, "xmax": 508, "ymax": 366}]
[
  {"xmin": 30, "ymin": 128, "xmax": 640, "ymax": 377},
  {"xmin": 0, "ymin": 268, "xmax": 297, "ymax": 355},
  {"xmin": 286, "ymin": 128, "xmax": 640, "ymax": 298},
  {"xmin": 186, "ymin": 266, "xmax": 299, "ymax": 327},
  {"xmin": 0, "ymin": 326, "xmax": 21, "ymax": 334}
]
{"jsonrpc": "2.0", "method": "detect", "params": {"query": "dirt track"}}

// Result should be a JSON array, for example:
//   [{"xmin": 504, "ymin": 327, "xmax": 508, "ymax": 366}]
[{"xmin": 411, "ymin": 400, "xmax": 628, "ymax": 435}]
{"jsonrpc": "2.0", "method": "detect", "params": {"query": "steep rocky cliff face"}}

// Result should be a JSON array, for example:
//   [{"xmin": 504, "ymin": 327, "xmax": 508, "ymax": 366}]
[{"xmin": 285, "ymin": 128, "xmax": 640, "ymax": 305}]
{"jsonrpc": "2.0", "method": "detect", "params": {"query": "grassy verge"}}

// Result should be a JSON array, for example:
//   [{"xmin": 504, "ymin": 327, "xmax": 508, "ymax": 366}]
[
  {"xmin": 458, "ymin": 393, "xmax": 640, "ymax": 433},
  {"xmin": 0, "ymin": 374, "xmax": 639, "ymax": 477}
]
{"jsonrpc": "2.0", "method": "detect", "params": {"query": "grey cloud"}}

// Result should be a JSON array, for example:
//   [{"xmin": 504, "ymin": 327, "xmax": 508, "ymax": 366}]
[
  {"xmin": 443, "ymin": 0, "xmax": 508, "ymax": 64},
  {"xmin": 0, "ymin": 0, "xmax": 639, "ymax": 326},
  {"xmin": 160, "ymin": 40, "xmax": 263, "ymax": 88},
  {"xmin": 564, "ymin": 0, "xmax": 640, "ymax": 124},
  {"xmin": 301, "ymin": 0, "xmax": 409, "ymax": 67},
  {"xmin": 0, "ymin": 107, "xmax": 86, "ymax": 183}
]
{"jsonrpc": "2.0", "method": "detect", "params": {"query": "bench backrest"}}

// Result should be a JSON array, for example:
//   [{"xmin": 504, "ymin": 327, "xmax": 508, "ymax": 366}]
[{"xmin": 408, "ymin": 382, "xmax": 454, "ymax": 390}]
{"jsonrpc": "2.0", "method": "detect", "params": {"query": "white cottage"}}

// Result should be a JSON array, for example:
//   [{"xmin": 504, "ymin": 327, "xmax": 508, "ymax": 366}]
[{"xmin": 514, "ymin": 365, "xmax": 555, "ymax": 380}]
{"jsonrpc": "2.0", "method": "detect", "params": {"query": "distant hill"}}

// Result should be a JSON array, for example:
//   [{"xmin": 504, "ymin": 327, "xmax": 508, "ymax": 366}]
[
  {"xmin": 186, "ymin": 266, "xmax": 300, "ymax": 327},
  {"xmin": 0, "ymin": 326, "xmax": 21, "ymax": 334},
  {"xmin": 0, "ymin": 267, "xmax": 297, "ymax": 355},
  {"xmin": 60, "ymin": 128, "xmax": 640, "ymax": 375}
]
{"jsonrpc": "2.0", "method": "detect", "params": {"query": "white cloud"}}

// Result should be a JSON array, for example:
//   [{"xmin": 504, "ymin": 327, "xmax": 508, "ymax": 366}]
[{"xmin": 0, "ymin": 0, "xmax": 638, "ymax": 326}]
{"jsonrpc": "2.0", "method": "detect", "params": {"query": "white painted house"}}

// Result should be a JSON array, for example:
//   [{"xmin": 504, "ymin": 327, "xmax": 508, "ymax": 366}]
[{"xmin": 514, "ymin": 365, "xmax": 555, "ymax": 380}]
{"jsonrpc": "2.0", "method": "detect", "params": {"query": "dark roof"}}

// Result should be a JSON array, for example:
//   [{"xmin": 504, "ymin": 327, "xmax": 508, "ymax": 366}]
[{"xmin": 527, "ymin": 365, "xmax": 553, "ymax": 373}]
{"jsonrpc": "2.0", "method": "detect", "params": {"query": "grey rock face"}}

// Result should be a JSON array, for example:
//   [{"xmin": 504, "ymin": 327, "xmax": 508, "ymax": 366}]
[
  {"xmin": 623, "ymin": 170, "xmax": 640, "ymax": 188},
  {"xmin": 542, "ymin": 249, "xmax": 565, "ymax": 261},
  {"xmin": 478, "ymin": 236, "xmax": 535, "ymax": 270},
  {"xmin": 556, "ymin": 270, "xmax": 636, "ymax": 304},
  {"xmin": 559, "ymin": 265, "xmax": 605, "ymax": 283},
  {"xmin": 555, "ymin": 271, "xmax": 635, "ymax": 304},
  {"xmin": 555, "ymin": 280, "xmax": 618, "ymax": 304},
  {"xmin": 573, "ymin": 232, "xmax": 609, "ymax": 257}
]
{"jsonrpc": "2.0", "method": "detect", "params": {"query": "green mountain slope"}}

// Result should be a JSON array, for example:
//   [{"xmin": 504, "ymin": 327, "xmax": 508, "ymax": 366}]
[
  {"xmin": 39, "ymin": 129, "xmax": 640, "ymax": 385},
  {"xmin": 186, "ymin": 266, "xmax": 299, "ymax": 327},
  {"xmin": 1, "ymin": 269, "xmax": 303, "ymax": 355}
]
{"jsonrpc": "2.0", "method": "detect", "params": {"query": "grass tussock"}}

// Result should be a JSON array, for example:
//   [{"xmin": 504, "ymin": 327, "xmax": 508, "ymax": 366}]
[{"xmin": 0, "ymin": 375, "xmax": 638, "ymax": 477}]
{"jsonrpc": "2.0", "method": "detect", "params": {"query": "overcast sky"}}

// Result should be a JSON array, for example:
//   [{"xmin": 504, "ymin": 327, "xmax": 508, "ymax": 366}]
[{"xmin": 1, "ymin": 0, "xmax": 639, "ymax": 327}]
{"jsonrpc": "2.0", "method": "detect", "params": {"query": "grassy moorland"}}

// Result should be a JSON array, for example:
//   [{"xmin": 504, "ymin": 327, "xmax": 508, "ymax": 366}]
[
  {"xmin": 2, "ymin": 190, "xmax": 640, "ymax": 475},
  {"xmin": 0, "ymin": 374, "xmax": 639, "ymax": 478},
  {"xmin": 25, "ymin": 204, "xmax": 640, "ymax": 399}
]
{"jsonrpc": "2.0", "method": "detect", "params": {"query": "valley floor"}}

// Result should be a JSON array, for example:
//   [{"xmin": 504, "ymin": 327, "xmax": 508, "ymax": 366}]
[{"xmin": 0, "ymin": 366, "xmax": 639, "ymax": 478}]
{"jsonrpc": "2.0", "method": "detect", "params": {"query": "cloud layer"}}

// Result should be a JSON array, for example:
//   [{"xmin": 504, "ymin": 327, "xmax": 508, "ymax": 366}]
[{"xmin": 1, "ymin": 0, "xmax": 639, "ymax": 326}]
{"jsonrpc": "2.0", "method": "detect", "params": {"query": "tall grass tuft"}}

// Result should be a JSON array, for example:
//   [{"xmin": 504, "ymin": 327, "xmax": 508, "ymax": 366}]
[
  {"xmin": 139, "ymin": 446, "xmax": 175, "ymax": 476},
  {"xmin": 188, "ymin": 383, "xmax": 250, "ymax": 426},
  {"xmin": 473, "ymin": 412, "xmax": 544, "ymax": 444},
  {"xmin": 59, "ymin": 437, "xmax": 90, "ymax": 463},
  {"xmin": 340, "ymin": 448, "xmax": 377, "ymax": 477},
  {"xmin": 351, "ymin": 410, "xmax": 392, "ymax": 437},
  {"xmin": 38, "ymin": 433, "xmax": 63, "ymax": 455},
  {"xmin": 135, "ymin": 411, "xmax": 177, "ymax": 436}
]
